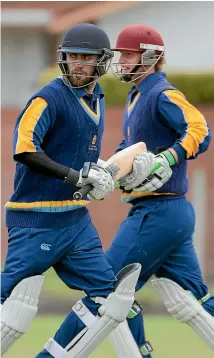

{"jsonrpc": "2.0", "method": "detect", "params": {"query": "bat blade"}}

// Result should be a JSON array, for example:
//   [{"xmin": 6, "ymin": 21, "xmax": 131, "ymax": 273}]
[
  {"xmin": 73, "ymin": 142, "xmax": 147, "ymax": 200},
  {"xmin": 103, "ymin": 142, "xmax": 147, "ymax": 180}
]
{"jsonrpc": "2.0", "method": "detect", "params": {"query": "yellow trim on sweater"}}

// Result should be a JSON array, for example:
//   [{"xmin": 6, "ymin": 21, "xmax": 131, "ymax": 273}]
[
  {"xmin": 79, "ymin": 98, "xmax": 100, "ymax": 121},
  {"xmin": 164, "ymin": 90, "xmax": 208, "ymax": 158},
  {"xmin": 128, "ymin": 92, "xmax": 141, "ymax": 114},
  {"xmin": 5, "ymin": 199, "xmax": 90, "ymax": 212},
  {"xmin": 16, "ymin": 97, "xmax": 48, "ymax": 154}
]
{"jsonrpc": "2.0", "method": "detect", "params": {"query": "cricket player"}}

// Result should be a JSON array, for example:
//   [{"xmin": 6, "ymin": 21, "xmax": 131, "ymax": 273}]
[
  {"xmin": 0, "ymin": 23, "xmax": 143, "ymax": 357},
  {"xmin": 105, "ymin": 24, "xmax": 214, "ymax": 357}
]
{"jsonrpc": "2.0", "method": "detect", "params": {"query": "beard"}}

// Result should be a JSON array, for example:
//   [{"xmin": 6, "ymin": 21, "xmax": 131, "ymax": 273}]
[{"xmin": 69, "ymin": 71, "xmax": 94, "ymax": 87}]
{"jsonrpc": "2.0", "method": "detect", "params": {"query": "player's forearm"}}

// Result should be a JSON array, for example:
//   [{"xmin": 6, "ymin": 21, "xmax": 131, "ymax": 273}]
[
  {"xmin": 14, "ymin": 152, "xmax": 79, "ymax": 184},
  {"xmin": 170, "ymin": 144, "xmax": 187, "ymax": 163},
  {"xmin": 157, "ymin": 145, "xmax": 186, "ymax": 165},
  {"xmin": 168, "ymin": 148, "xmax": 179, "ymax": 163},
  {"xmin": 155, "ymin": 148, "xmax": 179, "ymax": 167},
  {"xmin": 167, "ymin": 148, "xmax": 179, "ymax": 164}
]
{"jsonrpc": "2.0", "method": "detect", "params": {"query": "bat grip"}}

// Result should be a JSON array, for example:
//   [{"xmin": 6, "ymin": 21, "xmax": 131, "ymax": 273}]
[
  {"xmin": 73, "ymin": 164, "xmax": 116, "ymax": 201},
  {"xmin": 73, "ymin": 184, "xmax": 93, "ymax": 201}
]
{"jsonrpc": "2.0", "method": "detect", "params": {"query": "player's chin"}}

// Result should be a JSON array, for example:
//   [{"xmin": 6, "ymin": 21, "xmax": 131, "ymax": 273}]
[{"xmin": 70, "ymin": 76, "xmax": 92, "ymax": 87}]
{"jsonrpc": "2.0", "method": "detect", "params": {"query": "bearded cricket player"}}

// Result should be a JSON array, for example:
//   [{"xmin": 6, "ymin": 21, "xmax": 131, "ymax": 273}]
[{"xmin": 1, "ymin": 23, "xmax": 143, "ymax": 358}]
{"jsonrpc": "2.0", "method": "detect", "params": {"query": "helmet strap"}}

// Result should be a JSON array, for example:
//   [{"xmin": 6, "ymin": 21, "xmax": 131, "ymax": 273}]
[{"xmin": 120, "ymin": 60, "xmax": 142, "ymax": 82}]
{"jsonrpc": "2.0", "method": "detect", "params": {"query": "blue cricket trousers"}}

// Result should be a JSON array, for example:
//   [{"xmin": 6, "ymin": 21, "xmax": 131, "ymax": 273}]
[
  {"xmin": 1, "ymin": 208, "xmax": 116, "ymax": 357},
  {"xmin": 105, "ymin": 197, "xmax": 214, "ymax": 356}
]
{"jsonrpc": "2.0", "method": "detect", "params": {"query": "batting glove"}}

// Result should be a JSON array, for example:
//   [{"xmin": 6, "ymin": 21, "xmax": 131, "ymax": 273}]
[
  {"xmin": 118, "ymin": 152, "xmax": 154, "ymax": 191},
  {"xmin": 77, "ymin": 163, "xmax": 114, "ymax": 200},
  {"xmin": 133, "ymin": 150, "xmax": 175, "ymax": 192}
]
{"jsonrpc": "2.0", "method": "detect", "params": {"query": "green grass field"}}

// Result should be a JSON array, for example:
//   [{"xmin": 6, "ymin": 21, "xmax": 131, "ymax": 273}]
[
  {"xmin": 42, "ymin": 268, "xmax": 214, "ymax": 308},
  {"xmin": 42, "ymin": 268, "xmax": 161, "ymax": 303},
  {"xmin": 4, "ymin": 315, "xmax": 213, "ymax": 358}
]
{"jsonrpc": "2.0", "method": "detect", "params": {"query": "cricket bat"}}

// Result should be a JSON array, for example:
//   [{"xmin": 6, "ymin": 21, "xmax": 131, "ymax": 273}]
[{"xmin": 73, "ymin": 142, "xmax": 147, "ymax": 200}]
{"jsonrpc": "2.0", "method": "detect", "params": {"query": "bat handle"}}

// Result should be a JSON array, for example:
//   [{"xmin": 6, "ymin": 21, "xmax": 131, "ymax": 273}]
[
  {"xmin": 73, "ymin": 184, "xmax": 93, "ymax": 201},
  {"xmin": 73, "ymin": 164, "xmax": 116, "ymax": 201}
]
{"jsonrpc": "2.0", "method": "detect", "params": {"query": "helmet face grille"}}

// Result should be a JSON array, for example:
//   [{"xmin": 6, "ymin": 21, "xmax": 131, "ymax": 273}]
[
  {"xmin": 111, "ymin": 48, "xmax": 164, "ymax": 83},
  {"xmin": 57, "ymin": 50, "xmax": 113, "ymax": 88}
]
